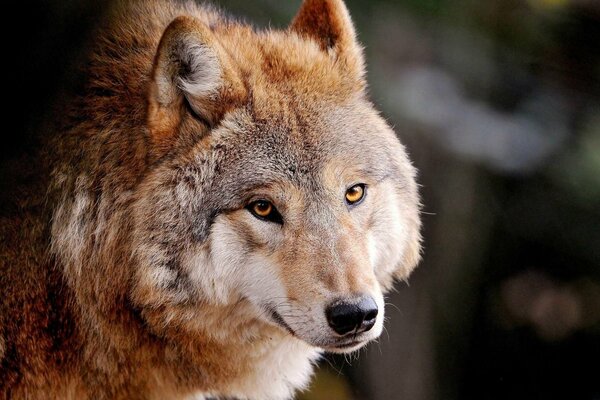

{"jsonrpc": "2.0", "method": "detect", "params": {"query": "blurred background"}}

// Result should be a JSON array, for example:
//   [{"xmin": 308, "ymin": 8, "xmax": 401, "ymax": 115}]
[{"xmin": 8, "ymin": 0, "xmax": 600, "ymax": 399}]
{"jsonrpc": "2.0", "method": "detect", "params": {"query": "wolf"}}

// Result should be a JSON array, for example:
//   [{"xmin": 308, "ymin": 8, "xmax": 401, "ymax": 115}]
[{"xmin": 0, "ymin": 0, "xmax": 421, "ymax": 398}]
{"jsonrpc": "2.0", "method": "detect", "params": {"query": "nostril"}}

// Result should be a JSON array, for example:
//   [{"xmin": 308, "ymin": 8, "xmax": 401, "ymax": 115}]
[
  {"xmin": 364, "ymin": 308, "xmax": 378, "ymax": 322},
  {"xmin": 359, "ymin": 297, "xmax": 378, "ymax": 333}
]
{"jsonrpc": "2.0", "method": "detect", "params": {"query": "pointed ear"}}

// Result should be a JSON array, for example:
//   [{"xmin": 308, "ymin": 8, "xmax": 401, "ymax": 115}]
[
  {"xmin": 148, "ymin": 16, "xmax": 245, "ymax": 154},
  {"xmin": 290, "ymin": 0, "xmax": 365, "ymax": 80}
]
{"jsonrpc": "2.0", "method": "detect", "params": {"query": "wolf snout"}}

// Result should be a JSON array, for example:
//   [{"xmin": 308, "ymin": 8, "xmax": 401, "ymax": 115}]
[{"xmin": 325, "ymin": 296, "xmax": 378, "ymax": 336}]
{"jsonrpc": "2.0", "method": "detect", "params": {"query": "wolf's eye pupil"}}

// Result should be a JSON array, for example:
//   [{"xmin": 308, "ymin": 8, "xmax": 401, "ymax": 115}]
[{"xmin": 345, "ymin": 184, "xmax": 366, "ymax": 205}]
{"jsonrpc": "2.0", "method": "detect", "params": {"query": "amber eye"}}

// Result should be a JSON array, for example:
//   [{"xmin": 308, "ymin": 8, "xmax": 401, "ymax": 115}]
[
  {"xmin": 253, "ymin": 201, "xmax": 272, "ymax": 217},
  {"xmin": 247, "ymin": 200, "xmax": 283, "ymax": 224},
  {"xmin": 345, "ymin": 184, "xmax": 366, "ymax": 205}
]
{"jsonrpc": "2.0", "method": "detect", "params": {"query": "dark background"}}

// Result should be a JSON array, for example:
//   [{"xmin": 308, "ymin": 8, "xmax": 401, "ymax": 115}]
[{"xmin": 7, "ymin": 1, "xmax": 600, "ymax": 399}]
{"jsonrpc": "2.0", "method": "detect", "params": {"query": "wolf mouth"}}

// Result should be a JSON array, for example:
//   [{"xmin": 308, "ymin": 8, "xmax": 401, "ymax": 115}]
[
  {"xmin": 331, "ymin": 339, "xmax": 364, "ymax": 349},
  {"xmin": 263, "ymin": 305, "xmax": 372, "ymax": 350}
]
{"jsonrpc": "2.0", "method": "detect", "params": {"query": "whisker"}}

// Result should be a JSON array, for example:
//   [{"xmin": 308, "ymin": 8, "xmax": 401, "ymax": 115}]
[{"xmin": 385, "ymin": 302, "xmax": 401, "ymax": 314}]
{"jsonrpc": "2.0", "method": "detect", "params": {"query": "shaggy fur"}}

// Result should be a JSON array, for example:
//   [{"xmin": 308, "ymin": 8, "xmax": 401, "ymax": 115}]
[{"xmin": 0, "ymin": 0, "xmax": 422, "ymax": 399}]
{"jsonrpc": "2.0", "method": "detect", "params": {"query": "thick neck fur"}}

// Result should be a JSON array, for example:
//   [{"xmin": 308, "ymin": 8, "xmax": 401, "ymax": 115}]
[{"xmin": 3, "ymin": 2, "xmax": 321, "ymax": 399}]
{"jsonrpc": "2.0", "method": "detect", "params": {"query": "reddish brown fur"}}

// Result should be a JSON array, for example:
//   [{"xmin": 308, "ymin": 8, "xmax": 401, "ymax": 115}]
[{"xmin": 0, "ymin": 0, "xmax": 422, "ymax": 398}]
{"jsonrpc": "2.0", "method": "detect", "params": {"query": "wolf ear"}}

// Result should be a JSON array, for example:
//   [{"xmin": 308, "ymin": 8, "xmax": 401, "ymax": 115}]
[
  {"xmin": 148, "ymin": 16, "xmax": 245, "ymax": 154},
  {"xmin": 290, "ymin": 0, "xmax": 365, "ymax": 80}
]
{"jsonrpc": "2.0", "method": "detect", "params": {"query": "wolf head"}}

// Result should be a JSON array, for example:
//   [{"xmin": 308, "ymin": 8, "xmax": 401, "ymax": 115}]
[{"xmin": 131, "ymin": 0, "xmax": 421, "ymax": 353}]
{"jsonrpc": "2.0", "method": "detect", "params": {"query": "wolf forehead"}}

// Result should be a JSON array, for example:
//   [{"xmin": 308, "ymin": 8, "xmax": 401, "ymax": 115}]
[
  {"xmin": 168, "ymin": 101, "xmax": 400, "ymax": 208},
  {"xmin": 176, "ymin": 62, "xmax": 400, "ymax": 197}
]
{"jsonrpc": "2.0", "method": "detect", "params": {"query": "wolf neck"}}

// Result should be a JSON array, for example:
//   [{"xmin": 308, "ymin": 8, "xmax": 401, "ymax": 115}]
[
  {"xmin": 206, "ymin": 335, "xmax": 321, "ymax": 400},
  {"xmin": 142, "ymin": 311, "xmax": 321, "ymax": 399},
  {"xmin": 71, "ymin": 292, "xmax": 320, "ymax": 399},
  {"xmin": 162, "ymin": 314, "xmax": 321, "ymax": 400}
]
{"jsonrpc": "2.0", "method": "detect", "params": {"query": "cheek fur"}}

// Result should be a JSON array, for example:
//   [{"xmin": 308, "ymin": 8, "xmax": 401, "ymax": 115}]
[
  {"xmin": 183, "ymin": 214, "xmax": 288, "ymax": 308},
  {"xmin": 367, "ymin": 184, "xmax": 412, "ymax": 288}
]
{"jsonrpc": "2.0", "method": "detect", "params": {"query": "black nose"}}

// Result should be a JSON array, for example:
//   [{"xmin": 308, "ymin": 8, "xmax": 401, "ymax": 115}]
[{"xmin": 326, "ymin": 296, "xmax": 379, "ymax": 336}]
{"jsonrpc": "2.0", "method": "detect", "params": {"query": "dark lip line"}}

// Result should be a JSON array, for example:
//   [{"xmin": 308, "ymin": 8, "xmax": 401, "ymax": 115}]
[
  {"xmin": 265, "ymin": 306, "xmax": 296, "ymax": 336},
  {"xmin": 331, "ymin": 340, "xmax": 364, "ymax": 349}
]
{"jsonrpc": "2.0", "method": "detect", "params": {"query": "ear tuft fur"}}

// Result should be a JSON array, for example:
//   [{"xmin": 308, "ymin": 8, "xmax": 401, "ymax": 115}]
[
  {"xmin": 290, "ymin": 0, "xmax": 365, "ymax": 80},
  {"xmin": 148, "ymin": 16, "xmax": 245, "ymax": 157}
]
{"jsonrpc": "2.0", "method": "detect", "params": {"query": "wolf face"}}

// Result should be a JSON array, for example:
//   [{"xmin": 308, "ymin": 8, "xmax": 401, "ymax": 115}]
[{"xmin": 130, "ymin": 0, "xmax": 421, "ymax": 354}]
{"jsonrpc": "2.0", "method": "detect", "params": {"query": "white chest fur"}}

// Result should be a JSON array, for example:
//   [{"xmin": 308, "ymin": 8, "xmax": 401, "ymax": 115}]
[{"xmin": 189, "ymin": 337, "xmax": 321, "ymax": 400}]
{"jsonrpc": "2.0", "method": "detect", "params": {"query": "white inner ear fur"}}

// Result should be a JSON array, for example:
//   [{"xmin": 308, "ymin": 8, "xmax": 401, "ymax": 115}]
[{"xmin": 176, "ymin": 40, "xmax": 222, "ymax": 98}]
